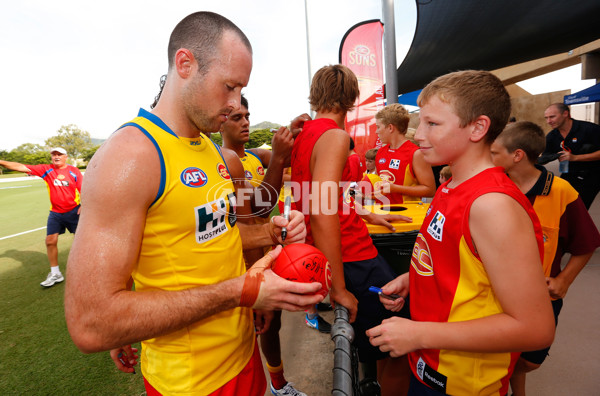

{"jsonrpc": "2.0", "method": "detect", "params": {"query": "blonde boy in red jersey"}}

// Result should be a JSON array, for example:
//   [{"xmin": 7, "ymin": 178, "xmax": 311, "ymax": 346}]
[
  {"xmin": 374, "ymin": 103, "xmax": 435, "ymax": 204},
  {"xmin": 367, "ymin": 70, "xmax": 555, "ymax": 396}
]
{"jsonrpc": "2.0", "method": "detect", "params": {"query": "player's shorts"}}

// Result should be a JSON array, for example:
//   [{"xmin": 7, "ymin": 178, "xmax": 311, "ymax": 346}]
[
  {"xmin": 520, "ymin": 298, "xmax": 563, "ymax": 365},
  {"xmin": 343, "ymin": 253, "xmax": 410, "ymax": 362},
  {"xmin": 46, "ymin": 206, "xmax": 80, "ymax": 235},
  {"xmin": 143, "ymin": 341, "xmax": 266, "ymax": 396},
  {"xmin": 408, "ymin": 374, "xmax": 447, "ymax": 396}
]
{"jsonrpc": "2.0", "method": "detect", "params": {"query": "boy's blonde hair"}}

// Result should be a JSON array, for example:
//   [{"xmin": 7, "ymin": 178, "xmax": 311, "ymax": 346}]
[
  {"xmin": 375, "ymin": 103, "xmax": 410, "ymax": 134},
  {"xmin": 417, "ymin": 70, "xmax": 511, "ymax": 143},
  {"xmin": 496, "ymin": 121, "xmax": 546, "ymax": 164},
  {"xmin": 365, "ymin": 148, "xmax": 378, "ymax": 160},
  {"xmin": 440, "ymin": 165, "xmax": 452, "ymax": 180},
  {"xmin": 309, "ymin": 64, "xmax": 359, "ymax": 114}
]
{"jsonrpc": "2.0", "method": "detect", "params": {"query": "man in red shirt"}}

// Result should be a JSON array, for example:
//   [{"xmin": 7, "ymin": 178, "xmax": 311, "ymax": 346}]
[{"xmin": 0, "ymin": 147, "xmax": 83, "ymax": 287}]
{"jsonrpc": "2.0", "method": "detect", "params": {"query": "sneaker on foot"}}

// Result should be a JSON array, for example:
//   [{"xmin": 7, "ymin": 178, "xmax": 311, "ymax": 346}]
[
  {"xmin": 305, "ymin": 314, "xmax": 331, "ymax": 333},
  {"xmin": 270, "ymin": 382, "xmax": 307, "ymax": 396},
  {"xmin": 41, "ymin": 272, "xmax": 64, "ymax": 287}
]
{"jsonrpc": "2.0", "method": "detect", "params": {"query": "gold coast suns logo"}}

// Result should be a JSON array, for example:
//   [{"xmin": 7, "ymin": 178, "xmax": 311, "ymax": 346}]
[
  {"xmin": 379, "ymin": 170, "xmax": 396, "ymax": 184},
  {"xmin": 411, "ymin": 233, "xmax": 434, "ymax": 276}
]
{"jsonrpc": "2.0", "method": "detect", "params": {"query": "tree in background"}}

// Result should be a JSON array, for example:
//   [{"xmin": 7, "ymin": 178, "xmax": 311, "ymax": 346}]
[
  {"xmin": 0, "ymin": 143, "xmax": 50, "ymax": 164},
  {"xmin": 210, "ymin": 133, "xmax": 223, "ymax": 146},
  {"xmin": 45, "ymin": 124, "xmax": 92, "ymax": 163},
  {"xmin": 81, "ymin": 145, "xmax": 101, "ymax": 164},
  {"xmin": 247, "ymin": 128, "xmax": 274, "ymax": 149}
]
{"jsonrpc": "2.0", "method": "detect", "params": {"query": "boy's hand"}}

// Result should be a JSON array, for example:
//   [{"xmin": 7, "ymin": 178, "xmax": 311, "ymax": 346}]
[
  {"xmin": 366, "ymin": 317, "xmax": 420, "ymax": 357},
  {"xmin": 110, "ymin": 345, "xmax": 138, "ymax": 374},
  {"xmin": 375, "ymin": 181, "xmax": 392, "ymax": 195},
  {"xmin": 367, "ymin": 213, "xmax": 412, "ymax": 233},
  {"xmin": 253, "ymin": 309, "xmax": 274, "ymax": 334},
  {"xmin": 330, "ymin": 287, "xmax": 358, "ymax": 323},
  {"xmin": 546, "ymin": 276, "xmax": 569, "ymax": 299},
  {"xmin": 380, "ymin": 273, "xmax": 409, "ymax": 311}
]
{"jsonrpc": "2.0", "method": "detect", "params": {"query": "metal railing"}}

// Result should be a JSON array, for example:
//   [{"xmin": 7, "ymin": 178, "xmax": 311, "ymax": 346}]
[{"xmin": 331, "ymin": 305, "xmax": 359, "ymax": 396}]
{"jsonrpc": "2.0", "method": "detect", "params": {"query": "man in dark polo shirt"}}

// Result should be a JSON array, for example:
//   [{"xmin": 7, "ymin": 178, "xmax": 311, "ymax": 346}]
[{"xmin": 541, "ymin": 103, "xmax": 600, "ymax": 209}]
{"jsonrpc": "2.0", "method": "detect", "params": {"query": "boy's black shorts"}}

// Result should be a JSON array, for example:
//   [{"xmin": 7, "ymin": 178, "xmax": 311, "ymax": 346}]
[
  {"xmin": 344, "ymin": 253, "xmax": 410, "ymax": 362},
  {"xmin": 520, "ymin": 298, "xmax": 563, "ymax": 365}
]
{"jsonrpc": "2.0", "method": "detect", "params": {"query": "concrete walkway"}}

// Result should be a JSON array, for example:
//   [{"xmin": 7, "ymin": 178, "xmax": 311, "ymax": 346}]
[{"xmin": 270, "ymin": 165, "xmax": 600, "ymax": 395}]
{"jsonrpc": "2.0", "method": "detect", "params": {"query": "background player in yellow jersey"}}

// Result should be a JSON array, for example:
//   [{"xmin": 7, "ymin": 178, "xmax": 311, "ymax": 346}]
[
  {"xmin": 64, "ymin": 12, "xmax": 323, "ymax": 396},
  {"xmin": 220, "ymin": 95, "xmax": 307, "ymax": 396}
]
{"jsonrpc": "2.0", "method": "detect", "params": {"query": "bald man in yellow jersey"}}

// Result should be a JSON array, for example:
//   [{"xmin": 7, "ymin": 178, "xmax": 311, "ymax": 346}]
[{"xmin": 64, "ymin": 12, "xmax": 323, "ymax": 396}]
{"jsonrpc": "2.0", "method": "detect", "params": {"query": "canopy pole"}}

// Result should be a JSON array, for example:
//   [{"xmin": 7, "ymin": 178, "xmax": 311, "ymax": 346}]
[
  {"xmin": 382, "ymin": 0, "xmax": 398, "ymax": 105},
  {"xmin": 304, "ymin": 0, "xmax": 315, "ymax": 118}
]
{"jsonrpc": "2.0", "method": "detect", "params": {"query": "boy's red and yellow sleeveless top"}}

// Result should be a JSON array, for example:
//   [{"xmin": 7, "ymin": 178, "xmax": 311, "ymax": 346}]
[
  {"xmin": 291, "ymin": 118, "xmax": 377, "ymax": 262},
  {"xmin": 409, "ymin": 167, "xmax": 543, "ymax": 395},
  {"xmin": 375, "ymin": 141, "xmax": 420, "ymax": 204}
]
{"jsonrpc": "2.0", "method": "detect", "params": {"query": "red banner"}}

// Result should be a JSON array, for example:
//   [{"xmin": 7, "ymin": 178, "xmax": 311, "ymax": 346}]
[{"xmin": 339, "ymin": 19, "xmax": 385, "ymax": 161}]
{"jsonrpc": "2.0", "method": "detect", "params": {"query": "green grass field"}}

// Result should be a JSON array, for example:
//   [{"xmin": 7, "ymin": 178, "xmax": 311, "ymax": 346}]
[{"xmin": 0, "ymin": 177, "xmax": 145, "ymax": 395}]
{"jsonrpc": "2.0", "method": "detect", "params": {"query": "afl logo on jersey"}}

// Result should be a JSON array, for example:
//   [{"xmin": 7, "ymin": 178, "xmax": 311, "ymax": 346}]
[
  {"xmin": 181, "ymin": 167, "xmax": 208, "ymax": 188},
  {"xmin": 257, "ymin": 166, "xmax": 265, "ymax": 176},
  {"xmin": 217, "ymin": 163, "xmax": 231, "ymax": 180},
  {"xmin": 244, "ymin": 170, "xmax": 253, "ymax": 180},
  {"xmin": 411, "ymin": 233, "xmax": 434, "ymax": 276},
  {"xmin": 378, "ymin": 158, "xmax": 386, "ymax": 164}
]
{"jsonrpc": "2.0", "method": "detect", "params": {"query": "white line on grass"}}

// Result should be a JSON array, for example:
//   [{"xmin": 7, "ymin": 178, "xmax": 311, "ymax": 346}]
[
  {"xmin": 0, "ymin": 226, "xmax": 47, "ymax": 241},
  {"xmin": 0, "ymin": 185, "xmax": 32, "ymax": 190}
]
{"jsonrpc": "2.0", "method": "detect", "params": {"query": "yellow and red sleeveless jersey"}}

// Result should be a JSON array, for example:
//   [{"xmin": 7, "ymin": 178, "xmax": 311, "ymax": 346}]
[
  {"xmin": 239, "ymin": 149, "xmax": 272, "ymax": 259},
  {"xmin": 375, "ymin": 141, "xmax": 419, "ymax": 204},
  {"xmin": 240, "ymin": 150, "xmax": 265, "ymax": 188},
  {"xmin": 409, "ymin": 167, "xmax": 543, "ymax": 396},
  {"xmin": 124, "ymin": 109, "xmax": 255, "ymax": 395}
]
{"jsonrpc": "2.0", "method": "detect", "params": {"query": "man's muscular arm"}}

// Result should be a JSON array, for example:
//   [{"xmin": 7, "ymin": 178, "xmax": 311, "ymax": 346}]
[{"xmin": 65, "ymin": 128, "xmax": 319, "ymax": 353}]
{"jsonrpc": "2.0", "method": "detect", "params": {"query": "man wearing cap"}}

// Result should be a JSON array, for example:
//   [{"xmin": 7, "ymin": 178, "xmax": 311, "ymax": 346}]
[{"xmin": 0, "ymin": 147, "xmax": 83, "ymax": 286}]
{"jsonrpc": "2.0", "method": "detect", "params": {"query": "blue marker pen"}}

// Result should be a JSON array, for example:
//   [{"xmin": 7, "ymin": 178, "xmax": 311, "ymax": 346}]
[{"xmin": 368, "ymin": 286, "xmax": 401, "ymax": 300}]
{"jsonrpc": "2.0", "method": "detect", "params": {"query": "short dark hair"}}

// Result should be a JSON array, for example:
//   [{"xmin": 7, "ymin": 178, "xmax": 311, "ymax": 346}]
[
  {"xmin": 496, "ymin": 121, "xmax": 546, "ymax": 163},
  {"xmin": 349, "ymin": 137, "xmax": 355, "ymax": 150},
  {"xmin": 168, "ymin": 12, "xmax": 252, "ymax": 75},
  {"xmin": 547, "ymin": 103, "xmax": 570, "ymax": 117},
  {"xmin": 241, "ymin": 94, "xmax": 248, "ymax": 110}
]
